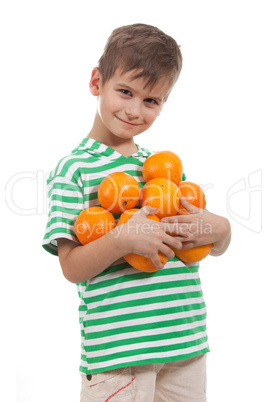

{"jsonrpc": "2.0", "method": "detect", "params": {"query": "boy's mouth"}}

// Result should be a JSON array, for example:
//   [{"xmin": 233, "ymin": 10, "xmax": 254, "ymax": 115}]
[{"xmin": 115, "ymin": 116, "xmax": 140, "ymax": 126}]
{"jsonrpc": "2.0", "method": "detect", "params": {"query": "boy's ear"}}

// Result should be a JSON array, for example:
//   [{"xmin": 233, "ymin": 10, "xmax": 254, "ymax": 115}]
[{"xmin": 89, "ymin": 68, "xmax": 102, "ymax": 96}]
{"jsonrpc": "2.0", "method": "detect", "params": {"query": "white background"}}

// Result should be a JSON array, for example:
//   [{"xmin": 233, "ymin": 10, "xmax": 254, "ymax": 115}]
[{"xmin": 1, "ymin": 0, "xmax": 266, "ymax": 401}]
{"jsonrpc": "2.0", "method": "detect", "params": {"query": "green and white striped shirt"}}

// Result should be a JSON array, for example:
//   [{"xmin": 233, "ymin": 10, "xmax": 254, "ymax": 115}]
[{"xmin": 42, "ymin": 137, "xmax": 209, "ymax": 375}]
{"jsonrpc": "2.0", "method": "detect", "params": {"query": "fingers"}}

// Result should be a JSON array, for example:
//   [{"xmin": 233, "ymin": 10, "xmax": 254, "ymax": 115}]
[
  {"xmin": 161, "ymin": 216, "xmax": 183, "ymax": 223},
  {"xmin": 181, "ymin": 241, "xmax": 195, "ymax": 249},
  {"xmin": 139, "ymin": 205, "xmax": 158, "ymax": 216},
  {"xmin": 161, "ymin": 221, "xmax": 189, "ymax": 237},
  {"xmin": 158, "ymin": 244, "xmax": 175, "ymax": 259},
  {"xmin": 163, "ymin": 233, "xmax": 183, "ymax": 250},
  {"xmin": 150, "ymin": 254, "xmax": 165, "ymax": 270},
  {"xmin": 161, "ymin": 213, "xmax": 201, "ymax": 224},
  {"xmin": 151, "ymin": 239, "xmax": 183, "ymax": 270},
  {"xmin": 177, "ymin": 209, "xmax": 191, "ymax": 216},
  {"xmin": 179, "ymin": 196, "xmax": 200, "ymax": 214},
  {"xmin": 150, "ymin": 246, "xmax": 175, "ymax": 270}
]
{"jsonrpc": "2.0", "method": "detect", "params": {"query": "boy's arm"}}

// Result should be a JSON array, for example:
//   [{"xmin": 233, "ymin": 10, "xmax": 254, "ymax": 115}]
[
  {"xmin": 58, "ymin": 228, "xmax": 127, "ymax": 283},
  {"xmin": 58, "ymin": 206, "xmax": 188, "ymax": 283},
  {"xmin": 209, "ymin": 217, "xmax": 231, "ymax": 256}
]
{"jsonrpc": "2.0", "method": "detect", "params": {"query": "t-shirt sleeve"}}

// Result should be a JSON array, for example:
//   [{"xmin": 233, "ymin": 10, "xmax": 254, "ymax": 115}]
[{"xmin": 42, "ymin": 172, "xmax": 84, "ymax": 256}]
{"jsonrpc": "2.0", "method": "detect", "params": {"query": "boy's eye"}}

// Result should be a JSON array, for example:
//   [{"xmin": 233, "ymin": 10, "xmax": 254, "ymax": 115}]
[
  {"xmin": 119, "ymin": 89, "xmax": 132, "ymax": 96},
  {"xmin": 144, "ymin": 98, "xmax": 158, "ymax": 105}
]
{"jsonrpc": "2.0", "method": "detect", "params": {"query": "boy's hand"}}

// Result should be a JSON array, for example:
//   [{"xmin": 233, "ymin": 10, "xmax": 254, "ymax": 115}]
[
  {"xmin": 117, "ymin": 206, "xmax": 189, "ymax": 270},
  {"xmin": 161, "ymin": 197, "xmax": 231, "ymax": 256}
]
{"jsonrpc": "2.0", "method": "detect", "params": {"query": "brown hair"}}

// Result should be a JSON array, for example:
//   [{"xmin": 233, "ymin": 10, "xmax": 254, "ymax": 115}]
[{"xmin": 98, "ymin": 23, "xmax": 182, "ymax": 99}]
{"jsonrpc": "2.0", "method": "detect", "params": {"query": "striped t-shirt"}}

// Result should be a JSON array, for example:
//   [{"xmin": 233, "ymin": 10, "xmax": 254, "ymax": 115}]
[{"xmin": 42, "ymin": 137, "xmax": 209, "ymax": 375}]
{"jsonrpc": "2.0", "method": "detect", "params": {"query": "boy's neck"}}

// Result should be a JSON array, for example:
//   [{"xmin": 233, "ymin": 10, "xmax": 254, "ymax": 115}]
[
  {"xmin": 87, "ymin": 115, "xmax": 138, "ymax": 157},
  {"xmin": 87, "ymin": 132, "xmax": 138, "ymax": 157}
]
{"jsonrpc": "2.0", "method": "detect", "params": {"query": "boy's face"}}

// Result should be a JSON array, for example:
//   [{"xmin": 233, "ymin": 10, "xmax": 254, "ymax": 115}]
[{"xmin": 90, "ymin": 68, "xmax": 171, "ymax": 141}]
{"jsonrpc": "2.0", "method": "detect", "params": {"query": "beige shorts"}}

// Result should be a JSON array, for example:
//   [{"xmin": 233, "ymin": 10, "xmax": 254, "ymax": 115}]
[{"xmin": 80, "ymin": 353, "xmax": 207, "ymax": 402}]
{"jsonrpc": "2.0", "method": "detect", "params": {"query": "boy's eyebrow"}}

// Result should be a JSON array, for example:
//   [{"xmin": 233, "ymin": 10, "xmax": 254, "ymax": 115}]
[
  {"xmin": 116, "ymin": 83, "xmax": 134, "ymax": 91},
  {"xmin": 116, "ymin": 82, "xmax": 164, "ymax": 103}
]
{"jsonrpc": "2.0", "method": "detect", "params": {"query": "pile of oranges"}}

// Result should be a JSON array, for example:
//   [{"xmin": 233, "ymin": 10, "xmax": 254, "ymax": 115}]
[{"xmin": 74, "ymin": 150, "xmax": 213, "ymax": 272}]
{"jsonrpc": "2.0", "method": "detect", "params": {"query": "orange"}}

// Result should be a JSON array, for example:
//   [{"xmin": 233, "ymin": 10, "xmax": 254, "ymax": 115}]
[
  {"xmin": 117, "ymin": 209, "xmax": 168, "ymax": 272},
  {"xmin": 98, "ymin": 172, "xmax": 141, "ymax": 214},
  {"xmin": 140, "ymin": 178, "xmax": 181, "ymax": 219},
  {"xmin": 173, "ymin": 243, "xmax": 213, "ymax": 264},
  {"xmin": 74, "ymin": 206, "xmax": 116, "ymax": 245},
  {"xmin": 179, "ymin": 181, "xmax": 206, "ymax": 210},
  {"xmin": 142, "ymin": 150, "xmax": 183, "ymax": 186}
]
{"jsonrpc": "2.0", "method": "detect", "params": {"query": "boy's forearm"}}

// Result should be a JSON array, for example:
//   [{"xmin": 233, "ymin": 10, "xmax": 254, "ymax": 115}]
[{"xmin": 59, "ymin": 227, "xmax": 127, "ymax": 283}]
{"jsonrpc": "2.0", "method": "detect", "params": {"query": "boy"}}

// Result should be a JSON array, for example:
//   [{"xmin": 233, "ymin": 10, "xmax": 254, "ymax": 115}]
[{"xmin": 42, "ymin": 23, "xmax": 231, "ymax": 401}]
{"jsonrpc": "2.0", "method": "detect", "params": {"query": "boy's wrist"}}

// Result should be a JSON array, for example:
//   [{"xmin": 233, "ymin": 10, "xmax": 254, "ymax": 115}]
[{"xmin": 109, "ymin": 224, "xmax": 132, "ymax": 255}]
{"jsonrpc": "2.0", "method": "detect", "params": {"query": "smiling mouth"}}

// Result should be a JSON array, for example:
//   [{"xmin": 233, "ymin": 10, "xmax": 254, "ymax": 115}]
[{"xmin": 115, "ymin": 116, "xmax": 140, "ymax": 126}]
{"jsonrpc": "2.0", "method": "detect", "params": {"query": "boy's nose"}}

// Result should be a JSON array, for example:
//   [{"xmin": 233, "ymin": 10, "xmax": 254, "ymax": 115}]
[{"xmin": 125, "ymin": 100, "xmax": 140, "ymax": 119}]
